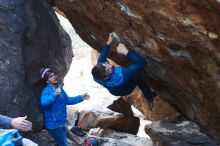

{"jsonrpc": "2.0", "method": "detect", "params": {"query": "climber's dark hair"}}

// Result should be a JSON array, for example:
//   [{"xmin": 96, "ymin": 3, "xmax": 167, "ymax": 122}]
[
  {"xmin": 91, "ymin": 64, "xmax": 107, "ymax": 80},
  {"xmin": 48, "ymin": 0, "xmax": 55, "ymax": 6}
]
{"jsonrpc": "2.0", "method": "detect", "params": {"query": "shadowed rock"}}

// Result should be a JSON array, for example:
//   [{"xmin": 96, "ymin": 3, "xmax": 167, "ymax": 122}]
[
  {"xmin": 145, "ymin": 119, "xmax": 218, "ymax": 146},
  {"xmin": 0, "ymin": 0, "xmax": 72, "ymax": 131}
]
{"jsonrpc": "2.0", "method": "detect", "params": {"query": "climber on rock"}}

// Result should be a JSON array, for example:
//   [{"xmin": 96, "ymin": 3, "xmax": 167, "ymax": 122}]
[{"xmin": 91, "ymin": 33, "xmax": 157, "ymax": 104}]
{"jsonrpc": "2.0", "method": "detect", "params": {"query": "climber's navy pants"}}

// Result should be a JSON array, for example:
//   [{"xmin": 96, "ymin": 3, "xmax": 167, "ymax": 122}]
[
  {"xmin": 136, "ymin": 74, "xmax": 155, "ymax": 102},
  {"xmin": 47, "ymin": 126, "xmax": 68, "ymax": 146}
]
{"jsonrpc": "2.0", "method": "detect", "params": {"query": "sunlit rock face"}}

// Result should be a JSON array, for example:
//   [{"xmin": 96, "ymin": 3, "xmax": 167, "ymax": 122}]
[
  {"xmin": 0, "ymin": 0, "xmax": 72, "ymax": 130},
  {"xmin": 76, "ymin": 109, "xmax": 140, "ymax": 135},
  {"xmin": 55, "ymin": 0, "xmax": 220, "ymax": 141}
]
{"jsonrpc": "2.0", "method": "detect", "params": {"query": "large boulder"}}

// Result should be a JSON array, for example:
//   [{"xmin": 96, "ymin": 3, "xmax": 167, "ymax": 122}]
[
  {"xmin": 0, "ymin": 0, "xmax": 72, "ymax": 130},
  {"xmin": 67, "ymin": 107, "xmax": 140, "ymax": 135},
  {"xmin": 145, "ymin": 119, "xmax": 218, "ymax": 146},
  {"xmin": 55, "ymin": 0, "xmax": 220, "ymax": 141}
]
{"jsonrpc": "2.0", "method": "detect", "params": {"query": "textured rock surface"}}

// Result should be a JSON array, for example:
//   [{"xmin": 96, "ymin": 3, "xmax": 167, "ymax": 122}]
[
  {"xmin": 55, "ymin": 0, "xmax": 220, "ymax": 141},
  {"xmin": 145, "ymin": 119, "xmax": 218, "ymax": 146},
  {"xmin": 108, "ymin": 97, "xmax": 134, "ymax": 116},
  {"xmin": 122, "ymin": 86, "xmax": 180, "ymax": 121},
  {"xmin": 89, "ymin": 128, "xmax": 153, "ymax": 146},
  {"xmin": 23, "ymin": 130, "xmax": 55, "ymax": 146},
  {"xmin": 67, "ymin": 108, "xmax": 140, "ymax": 135},
  {"xmin": 0, "ymin": 0, "xmax": 72, "ymax": 131}
]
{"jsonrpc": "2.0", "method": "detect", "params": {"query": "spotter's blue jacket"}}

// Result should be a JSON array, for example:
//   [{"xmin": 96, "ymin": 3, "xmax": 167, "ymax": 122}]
[{"xmin": 41, "ymin": 84, "xmax": 83, "ymax": 129}]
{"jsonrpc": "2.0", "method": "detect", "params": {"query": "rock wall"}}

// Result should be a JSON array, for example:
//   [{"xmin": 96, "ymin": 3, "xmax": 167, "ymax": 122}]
[
  {"xmin": 55, "ymin": 0, "xmax": 220, "ymax": 141},
  {"xmin": 0, "ymin": 0, "xmax": 72, "ymax": 130},
  {"xmin": 145, "ymin": 120, "xmax": 218, "ymax": 146}
]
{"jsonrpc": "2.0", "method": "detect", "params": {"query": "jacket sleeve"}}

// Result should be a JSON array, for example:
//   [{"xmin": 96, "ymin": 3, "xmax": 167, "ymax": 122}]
[
  {"xmin": 61, "ymin": 88, "xmax": 84, "ymax": 105},
  {"xmin": 0, "ymin": 114, "xmax": 12, "ymax": 129},
  {"xmin": 66, "ymin": 95, "xmax": 84, "ymax": 105},
  {"xmin": 97, "ymin": 44, "xmax": 110, "ymax": 64},
  {"xmin": 41, "ymin": 88, "xmax": 56, "ymax": 107},
  {"xmin": 122, "ymin": 51, "xmax": 149, "ymax": 80}
]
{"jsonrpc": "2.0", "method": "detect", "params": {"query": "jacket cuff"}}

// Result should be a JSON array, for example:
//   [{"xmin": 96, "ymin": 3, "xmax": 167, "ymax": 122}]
[
  {"xmin": 104, "ymin": 44, "xmax": 110, "ymax": 48},
  {"xmin": 0, "ymin": 115, "xmax": 12, "ymax": 128}
]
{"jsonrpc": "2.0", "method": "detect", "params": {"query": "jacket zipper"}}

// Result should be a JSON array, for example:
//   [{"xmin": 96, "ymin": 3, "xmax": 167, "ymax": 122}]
[{"xmin": 52, "ymin": 113, "xmax": 56, "ymax": 122}]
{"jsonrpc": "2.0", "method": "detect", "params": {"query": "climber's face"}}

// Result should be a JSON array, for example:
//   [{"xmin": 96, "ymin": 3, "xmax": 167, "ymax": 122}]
[{"xmin": 102, "ymin": 62, "xmax": 113, "ymax": 79}]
